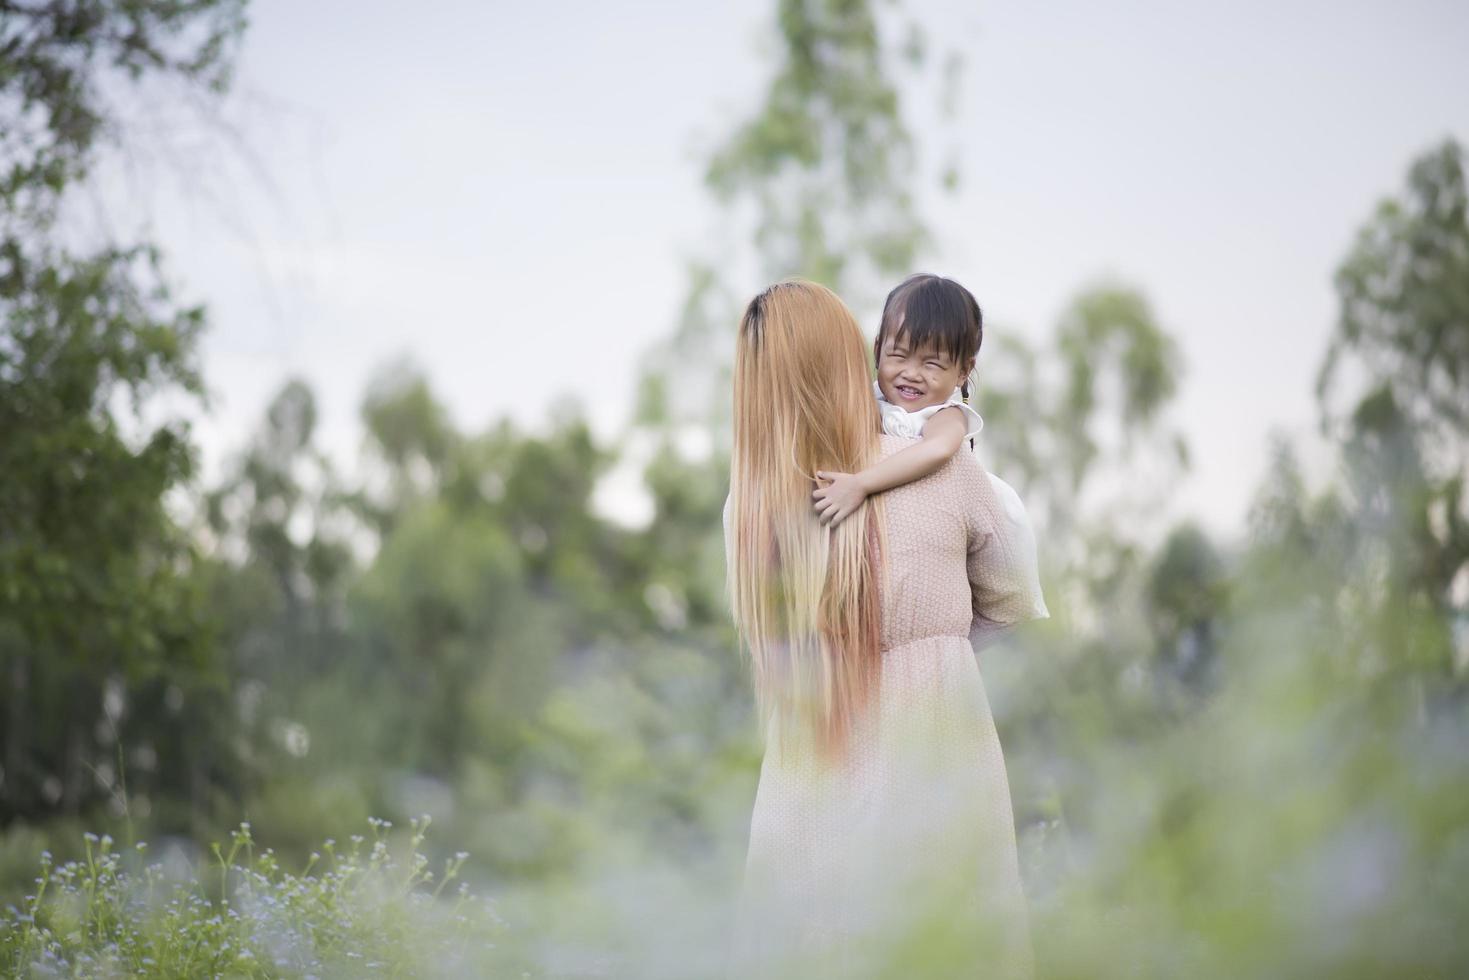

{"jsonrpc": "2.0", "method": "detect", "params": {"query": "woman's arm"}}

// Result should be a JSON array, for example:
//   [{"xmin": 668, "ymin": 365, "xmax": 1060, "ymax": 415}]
[
  {"xmin": 966, "ymin": 465, "xmax": 1048, "ymax": 650},
  {"xmin": 813, "ymin": 408, "xmax": 968, "ymax": 527}
]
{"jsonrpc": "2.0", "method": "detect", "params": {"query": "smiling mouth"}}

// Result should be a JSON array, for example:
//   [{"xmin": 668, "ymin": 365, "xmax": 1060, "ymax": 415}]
[{"xmin": 894, "ymin": 384, "xmax": 924, "ymax": 400}]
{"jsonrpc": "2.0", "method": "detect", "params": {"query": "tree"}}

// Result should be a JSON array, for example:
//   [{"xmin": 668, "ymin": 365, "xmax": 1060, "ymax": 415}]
[
  {"xmin": 1317, "ymin": 138, "xmax": 1469, "ymax": 687},
  {"xmin": 1320, "ymin": 139, "xmax": 1469, "ymax": 471},
  {"xmin": 1146, "ymin": 522, "xmax": 1227, "ymax": 699},
  {"xmin": 981, "ymin": 283, "xmax": 1187, "ymax": 535},
  {"xmin": 642, "ymin": 0, "xmax": 954, "ymax": 439},
  {"xmin": 0, "ymin": 0, "xmax": 246, "ymax": 243},
  {"xmin": 704, "ymin": 0, "xmax": 930, "ymax": 293},
  {"xmin": 0, "ymin": 0, "xmax": 247, "ymax": 827}
]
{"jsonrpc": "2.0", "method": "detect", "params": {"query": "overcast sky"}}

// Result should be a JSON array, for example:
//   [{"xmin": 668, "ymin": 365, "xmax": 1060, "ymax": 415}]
[{"xmin": 113, "ymin": 0, "xmax": 1469, "ymax": 535}]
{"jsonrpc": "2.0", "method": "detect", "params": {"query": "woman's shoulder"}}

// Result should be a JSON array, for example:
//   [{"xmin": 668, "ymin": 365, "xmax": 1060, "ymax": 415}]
[
  {"xmin": 878, "ymin": 432, "xmax": 919, "ymax": 454},
  {"xmin": 878, "ymin": 432, "xmax": 974, "ymax": 464},
  {"xmin": 878, "ymin": 433, "xmax": 988, "ymax": 494}
]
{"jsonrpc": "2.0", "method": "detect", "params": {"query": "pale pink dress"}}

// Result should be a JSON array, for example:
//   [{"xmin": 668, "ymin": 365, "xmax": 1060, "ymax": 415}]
[{"xmin": 729, "ymin": 435, "xmax": 1048, "ymax": 978}]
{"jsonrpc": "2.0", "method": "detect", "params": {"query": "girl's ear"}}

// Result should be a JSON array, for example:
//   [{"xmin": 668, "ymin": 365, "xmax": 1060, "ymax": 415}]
[{"xmin": 960, "ymin": 358, "xmax": 977, "ymax": 399}]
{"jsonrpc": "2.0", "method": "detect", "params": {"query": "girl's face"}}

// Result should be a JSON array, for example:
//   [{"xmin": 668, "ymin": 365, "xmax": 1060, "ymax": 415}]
[{"xmin": 876, "ymin": 330, "xmax": 971, "ymax": 412}]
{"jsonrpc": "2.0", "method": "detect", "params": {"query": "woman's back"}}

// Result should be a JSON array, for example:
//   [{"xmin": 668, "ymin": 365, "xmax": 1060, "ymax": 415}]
[
  {"xmin": 877, "ymin": 433, "xmax": 1047, "ymax": 652},
  {"xmin": 876, "ymin": 433, "xmax": 982, "ymax": 650}
]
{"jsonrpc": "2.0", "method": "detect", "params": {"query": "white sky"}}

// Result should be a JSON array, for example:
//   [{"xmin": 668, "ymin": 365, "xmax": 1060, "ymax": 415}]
[{"xmin": 115, "ymin": 0, "xmax": 1469, "ymax": 537}]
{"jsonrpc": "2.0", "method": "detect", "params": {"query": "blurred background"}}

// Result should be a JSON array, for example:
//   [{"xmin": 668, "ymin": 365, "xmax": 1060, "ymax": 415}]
[{"xmin": 2, "ymin": 0, "xmax": 1468, "ymax": 976}]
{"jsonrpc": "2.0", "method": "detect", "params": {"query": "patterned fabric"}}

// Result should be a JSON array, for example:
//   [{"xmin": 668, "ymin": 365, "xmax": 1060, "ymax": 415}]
[{"xmin": 728, "ymin": 436, "xmax": 1047, "ymax": 978}]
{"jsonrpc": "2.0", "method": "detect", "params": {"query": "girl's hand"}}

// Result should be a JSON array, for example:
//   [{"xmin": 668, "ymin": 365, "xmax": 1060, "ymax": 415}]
[{"xmin": 813, "ymin": 471, "xmax": 868, "ymax": 527}]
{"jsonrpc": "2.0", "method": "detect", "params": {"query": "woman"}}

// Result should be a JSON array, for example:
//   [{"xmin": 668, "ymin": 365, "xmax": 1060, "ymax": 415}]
[{"xmin": 725, "ymin": 280, "xmax": 1048, "ymax": 978}]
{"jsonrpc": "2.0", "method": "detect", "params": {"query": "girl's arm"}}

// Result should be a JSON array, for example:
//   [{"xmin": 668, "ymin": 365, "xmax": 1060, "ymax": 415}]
[{"xmin": 813, "ymin": 407, "xmax": 969, "ymax": 526}]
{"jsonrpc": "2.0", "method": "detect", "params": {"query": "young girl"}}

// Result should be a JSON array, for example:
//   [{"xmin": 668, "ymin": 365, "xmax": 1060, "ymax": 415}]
[{"xmin": 812, "ymin": 273, "xmax": 1037, "ymax": 567}]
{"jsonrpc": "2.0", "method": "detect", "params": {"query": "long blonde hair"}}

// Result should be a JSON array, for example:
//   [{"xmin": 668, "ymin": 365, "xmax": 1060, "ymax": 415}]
[{"xmin": 728, "ymin": 279, "xmax": 884, "ymax": 757}]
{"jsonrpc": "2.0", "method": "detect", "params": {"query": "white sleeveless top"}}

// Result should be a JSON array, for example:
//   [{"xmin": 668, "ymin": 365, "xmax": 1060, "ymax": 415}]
[{"xmin": 874, "ymin": 381, "xmax": 985, "ymax": 440}]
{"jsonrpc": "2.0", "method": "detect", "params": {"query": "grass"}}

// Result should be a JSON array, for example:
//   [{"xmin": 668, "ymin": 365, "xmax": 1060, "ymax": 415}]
[{"xmin": 0, "ymin": 816, "xmax": 520, "ymax": 979}]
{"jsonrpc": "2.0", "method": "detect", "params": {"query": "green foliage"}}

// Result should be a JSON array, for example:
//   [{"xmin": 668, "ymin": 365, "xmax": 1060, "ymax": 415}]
[
  {"xmin": 705, "ymin": 0, "xmax": 926, "ymax": 290},
  {"xmin": 985, "ymin": 282, "xmax": 1187, "ymax": 508},
  {"xmin": 171, "ymin": 355, "xmax": 750, "ymax": 898},
  {"xmin": 0, "ymin": 0, "xmax": 246, "ymax": 232},
  {"xmin": 1317, "ymin": 138, "xmax": 1469, "ymax": 646},
  {"xmin": 990, "ymin": 143, "xmax": 1469, "ymax": 977},
  {"xmin": 5, "ymin": 3, "xmax": 1469, "ymax": 977},
  {"xmin": 1, "ymin": 0, "xmax": 250, "ymax": 828},
  {"xmin": 1320, "ymin": 139, "xmax": 1469, "ymax": 462},
  {"xmin": 0, "ymin": 241, "xmax": 228, "ymax": 823},
  {"xmin": 635, "ymin": 0, "xmax": 956, "ymax": 450},
  {"xmin": 1055, "ymin": 286, "xmax": 1184, "ymax": 488},
  {"xmin": 0, "ymin": 818, "xmax": 516, "ymax": 978},
  {"xmin": 1146, "ymin": 522, "xmax": 1227, "ymax": 696},
  {"xmin": 0, "ymin": 245, "xmax": 205, "ymax": 664}
]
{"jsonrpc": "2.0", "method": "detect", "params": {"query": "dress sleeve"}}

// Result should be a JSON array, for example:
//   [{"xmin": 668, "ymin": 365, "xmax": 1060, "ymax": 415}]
[
  {"xmin": 914, "ymin": 401, "xmax": 985, "ymax": 441},
  {"xmin": 953, "ymin": 401, "xmax": 986, "ymax": 441},
  {"xmin": 966, "ymin": 466, "xmax": 1049, "ymax": 651}
]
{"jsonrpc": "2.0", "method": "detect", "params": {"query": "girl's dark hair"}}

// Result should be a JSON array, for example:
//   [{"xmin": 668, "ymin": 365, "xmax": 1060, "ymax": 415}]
[{"xmin": 873, "ymin": 273, "xmax": 984, "ymax": 398}]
